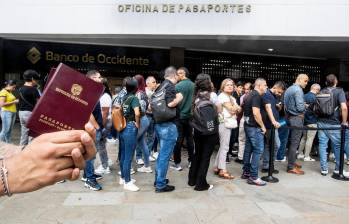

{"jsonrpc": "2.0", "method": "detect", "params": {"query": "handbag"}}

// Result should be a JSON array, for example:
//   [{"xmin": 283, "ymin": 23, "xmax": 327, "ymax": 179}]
[
  {"xmin": 111, "ymin": 96, "xmax": 132, "ymax": 132},
  {"xmin": 222, "ymin": 94, "xmax": 238, "ymax": 129}
]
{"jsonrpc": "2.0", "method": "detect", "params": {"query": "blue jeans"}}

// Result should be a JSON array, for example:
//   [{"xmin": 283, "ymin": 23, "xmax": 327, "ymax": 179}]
[
  {"xmin": 0, "ymin": 110, "xmax": 16, "ymax": 143},
  {"xmin": 243, "ymin": 125, "xmax": 264, "ymax": 179},
  {"xmin": 277, "ymin": 125, "xmax": 289, "ymax": 160},
  {"xmin": 146, "ymin": 115, "xmax": 157, "ymax": 153},
  {"xmin": 119, "ymin": 122, "xmax": 138, "ymax": 183},
  {"xmin": 345, "ymin": 129, "xmax": 349, "ymax": 159},
  {"xmin": 84, "ymin": 132, "xmax": 98, "ymax": 181},
  {"xmin": 136, "ymin": 116, "xmax": 151, "ymax": 167},
  {"xmin": 154, "ymin": 122, "xmax": 178, "ymax": 189},
  {"xmin": 317, "ymin": 122, "xmax": 341, "ymax": 171}
]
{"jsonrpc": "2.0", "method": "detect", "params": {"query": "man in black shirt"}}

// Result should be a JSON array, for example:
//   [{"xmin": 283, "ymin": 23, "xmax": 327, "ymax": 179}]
[
  {"xmin": 241, "ymin": 78, "xmax": 268, "ymax": 186},
  {"xmin": 18, "ymin": 70, "xmax": 41, "ymax": 146}
]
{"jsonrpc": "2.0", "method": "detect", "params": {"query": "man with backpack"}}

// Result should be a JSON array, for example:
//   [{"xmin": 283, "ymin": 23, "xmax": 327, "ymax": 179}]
[
  {"xmin": 316, "ymin": 74, "xmax": 348, "ymax": 176},
  {"xmin": 151, "ymin": 66, "xmax": 183, "ymax": 193}
]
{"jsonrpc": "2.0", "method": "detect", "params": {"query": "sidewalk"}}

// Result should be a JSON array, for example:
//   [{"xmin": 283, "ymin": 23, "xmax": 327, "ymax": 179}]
[{"xmin": 1, "ymin": 124, "xmax": 349, "ymax": 224}]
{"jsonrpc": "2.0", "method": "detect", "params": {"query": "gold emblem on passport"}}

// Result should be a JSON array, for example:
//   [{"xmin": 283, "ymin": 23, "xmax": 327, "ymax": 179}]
[
  {"xmin": 71, "ymin": 84, "xmax": 83, "ymax": 96},
  {"xmin": 27, "ymin": 47, "xmax": 41, "ymax": 64}
]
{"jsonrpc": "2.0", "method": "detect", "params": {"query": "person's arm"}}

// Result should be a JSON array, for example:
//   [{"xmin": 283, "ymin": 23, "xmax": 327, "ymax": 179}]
[
  {"xmin": 134, "ymin": 107, "xmax": 140, "ymax": 129},
  {"xmin": 168, "ymin": 93, "xmax": 183, "ymax": 108},
  {"xmin": 0, "ymin": 96, "xmax": 18, "ymax": 107},
  {"xmin": 341, "ymin": 102, "xmax": 348, "ymax": 125},
  {"xmin": 101, "ymin": 107, "xmax": 109, "ymax": 126},
  {"xmin": 252, "ymin": 107, "xmax": 266, "ymax": 134},
  {"xmin": 294, "ymin": 90, "xmax": 305, "ymax": 113},
  {"xmin": 0, "ymin": 123, "xmax": 96, "ymax": 197},
  {"xmin": 265, "ymin": 104, "xmax": 280, "ymax": 128}
]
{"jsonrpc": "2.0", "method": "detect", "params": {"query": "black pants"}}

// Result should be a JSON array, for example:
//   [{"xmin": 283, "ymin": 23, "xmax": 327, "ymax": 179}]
[
  {"xmin": 228, "ymin": 127, "xmax": 239, "ymax": 154},
  {"xmin": 173, "ymin": 118, "xmax": 195, "ymax": 164},
  {"xmin": 188, "ymin": 133, "xmax": 218, "ymax": 190}
]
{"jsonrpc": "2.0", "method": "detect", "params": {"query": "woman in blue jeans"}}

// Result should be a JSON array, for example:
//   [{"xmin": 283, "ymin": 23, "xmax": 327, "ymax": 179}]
[
  {"xmin": 0, "ymin": 80, "xmax": 18, "ymax": 143},
  {"xmin": 119, "ymin": 78, "xmax": 141, "ymax": 192},
  {"xmin": 134, "ymin": 74, "xmax": 152, "ymax": 173}
]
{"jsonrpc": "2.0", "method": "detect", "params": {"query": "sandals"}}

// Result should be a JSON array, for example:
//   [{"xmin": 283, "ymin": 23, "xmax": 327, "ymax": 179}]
[
  {"xmin": 213, "ymin": 168, "xmax": 220, "ymax": 175},
  {"xmin": 218, "ymin": 170, "xmax": 235, "ymax": 179}
]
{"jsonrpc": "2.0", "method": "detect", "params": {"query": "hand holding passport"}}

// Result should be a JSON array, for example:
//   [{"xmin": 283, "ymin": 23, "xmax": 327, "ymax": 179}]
[{"xmin": 27, "ymin": 63, "xmax": 104, "ymax": 136}]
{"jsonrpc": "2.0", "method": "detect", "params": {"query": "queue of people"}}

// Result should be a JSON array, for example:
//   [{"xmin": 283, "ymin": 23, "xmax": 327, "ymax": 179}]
[{"xmin": 1, "ymin": 68, "xmax": 349, "ymax": 198}]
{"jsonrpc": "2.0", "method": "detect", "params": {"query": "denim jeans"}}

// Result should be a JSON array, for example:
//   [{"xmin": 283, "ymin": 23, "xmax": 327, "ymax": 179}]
[
  {"xmin": 346, "ymin": 129, "xmax": 349, "ymax": 159},
  {"xmin": 317, "ymin": 122, "xmax": 341, "ymax": 171},
  {"xmin": 277, "ymin": 125, "xmax": 289, "ymax": 160},
  {"xmin": 96, "ymin": 129, "xmax": 109, "ymax": 169},
  {"xmin": 262, "ymin": 129, "xmax": 280, "ymax": 169},
  {"xmin": 19, "ymin": 110, "xmax": 32, "ymax": 146},
  {"xmin": 84, "ymin": 133, "xmax": 98, "ymax": 181},
  {"xmin": 146, "ymin": 115, "xmax": 157, "ymax": 153},
  {"xmin": 136, "ymin": 115, "xmax": 151, "ymax": 167},
  {"xmin": 243, "ymin": 125, "xmax": 264, "ymax": 179},
  {"xmin": 119, "ymin": 122, "xmax": 138, "ymax": 183},
  {"xmin": 0, "ymin": 110, "xmax": 16, "ymax": 143},
  {"xmin": 154, "ymin": 122, "xmax": 178, "ymax": 189}
]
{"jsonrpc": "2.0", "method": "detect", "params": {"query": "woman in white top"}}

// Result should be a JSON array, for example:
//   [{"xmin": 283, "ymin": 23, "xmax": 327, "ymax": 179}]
[{"xmin": 214, "ymin": 79, "xmax": 241, "ymax": 179}]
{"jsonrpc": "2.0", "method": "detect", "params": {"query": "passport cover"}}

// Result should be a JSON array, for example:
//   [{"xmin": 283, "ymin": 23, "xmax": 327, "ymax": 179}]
[{"xmin": 27, "ymin": 63, "xmax": 104, "ymax": 136}]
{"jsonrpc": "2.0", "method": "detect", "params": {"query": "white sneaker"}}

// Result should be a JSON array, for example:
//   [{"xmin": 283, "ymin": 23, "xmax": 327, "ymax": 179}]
[
  {"xmin": 137, "ymin": 166, "xmax": 153, "ymax": 173},
  {"xmin": 124, "ymin": 182, "xmax": 140, "ymax": 192},
  {"xmin": 108, "ymin": 159, "xmax": 114, "ymax": 167},
  {"xmin": 304, "ymin": 157, "xmax": 315, "ymax": 162},
  {"xmin": 119, "ymin": 178, "xmax": 136, "ymax": 185},
  {"xmin": 95, "ymin": 165, "xmax": 111, "ymax": 175},
  {"xmin": 208, "ymin": 184, "xmax": 213, "ymax": 190},
  {"xmin": 149, "ymin": 156, "xmax": 156, "ymax": 162},
  {"xmin": 297, "ymin": 154, "xmax": 305, "ymax": 159},
  {"xmin": 275, "ymin": 157, "xmax": 286, "ymax": 162},
  {"xmin": 334, "ymin": 170, "xmax": 349, "ymax": 177},
  {"xmin": 152, "ymin": 152, "xmax": 159, "ymax": 159},
  {"xmin": 136, "ymin": 158, "xmax": 144, "ymax": 165},
  {"xmin": 170, "ymin": 164, "xmax": 183, "ymax": 171},
  {"xmin": 321, "ymin": 170, "xmax": 328, "ymax": 176},
  {"xmin": 118, "ymin": 168, "xmax": 135, "ymax": 176},
  {"xmin": 106, "ymin": 138, "xmax": 117, "ymax": 144}
]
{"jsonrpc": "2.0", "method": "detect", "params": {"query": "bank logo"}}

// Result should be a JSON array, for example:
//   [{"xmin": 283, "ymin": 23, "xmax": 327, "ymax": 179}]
[
  {"xmin": 27, "ymin": 47, "xmax": 41, "ymax": 64},
  {"xmin": 71, "ymin": 84, "xmax": 83, "ymax": 96}
]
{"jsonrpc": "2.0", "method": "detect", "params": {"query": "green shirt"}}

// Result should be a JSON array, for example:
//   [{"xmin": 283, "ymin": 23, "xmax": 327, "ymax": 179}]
[
  {"xmin": 122, "ymin": 94, "xmax": 140, "ymax": 122},
  {"xmin": 175, "ymin": 78, "xmax": 194, "ymax": 119}
]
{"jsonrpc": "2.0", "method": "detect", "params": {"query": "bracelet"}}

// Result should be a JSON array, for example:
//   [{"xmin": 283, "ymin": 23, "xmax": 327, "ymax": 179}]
[{"xmin": 0, "ymin": 158, "xmax": 12, "ymax": 197}]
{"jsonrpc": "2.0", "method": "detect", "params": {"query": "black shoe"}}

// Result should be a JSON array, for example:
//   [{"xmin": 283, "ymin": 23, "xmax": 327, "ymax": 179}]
[
  {"xmin": 188, "ymin": 181, "xmax": 195, "ymax": 187},
  {"xmin": 94, "ymin": 174, "xmax": 103, "ymax": 180},
  {"xmin": 226, "ymin": 156, "xmax": 230, "ymax": 163},
  {"xmin": 231, "ymin": 152, "xmax": 238, "ymax": 157},
  {"xmin": 153, "ymin": 178, "xmax": 169, "ymax": 187},
  {"xmin": 155, "ymin": 185, "xmax": 175, "ymax": 193},
  {"xmin": 235, "ymin": 158, "xmax": 243, "ymax": 164},
  {"xmin": 261, "ymin": 168, "xmax": 279, "ymax": 174},
  {"xmin": 84, "ymin": 179, "xmax": 102, "ymax": 191}
]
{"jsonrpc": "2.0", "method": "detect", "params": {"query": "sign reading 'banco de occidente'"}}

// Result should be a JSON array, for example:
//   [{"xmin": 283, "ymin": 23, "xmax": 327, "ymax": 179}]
[{"xmin": 117, "ymin": 3, "xmax": 252, "ymax": 14}]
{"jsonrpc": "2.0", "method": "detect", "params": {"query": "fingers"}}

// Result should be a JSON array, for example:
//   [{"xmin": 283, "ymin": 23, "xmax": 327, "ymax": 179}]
[
  {"xmin": 42, "ymin": 130, "xmax": 85, "ymax": 144},
  {"xmin": 81, "ymin": 132, "xmax": 96, "ymax": 160},
  {"xmin": 71, "ymin": 148, "xmax": 85, "ymax": 170},
  {"xmin": 55, "ymin": 168, "xmax": 76, "ymax": 182},
  {"xmin": 70, "ymin": 168, "xmax": 80, "ymax": 181},
  {"xmin": 55, "ymin": 157, "xmax": 75, "ymax": 171},
  {"xmin": 84, "ymin": 122, "xmax": 96, "ymax": 141},
  {"xmin": 53, "ymin": 142, "xmax": 84, "ymax": 158}
]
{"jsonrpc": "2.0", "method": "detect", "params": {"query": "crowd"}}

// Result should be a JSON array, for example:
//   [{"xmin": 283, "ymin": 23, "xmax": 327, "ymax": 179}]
[{"xmin": 1, "ymin": 67, "xmax": 349, "ymax": 197}]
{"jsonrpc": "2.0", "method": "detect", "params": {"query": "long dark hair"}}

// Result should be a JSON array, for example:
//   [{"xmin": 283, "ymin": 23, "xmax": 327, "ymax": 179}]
[
  {"xmin": 3, "ymin": 80, "xmax": 16, "ymax": 88},
  {"xmin": 102, "ymin": 78, "xmax": 112, "ymax": 97},
  {"xmin": 134, "ymin": 74, "xmax": 146, "ymax": 92}
]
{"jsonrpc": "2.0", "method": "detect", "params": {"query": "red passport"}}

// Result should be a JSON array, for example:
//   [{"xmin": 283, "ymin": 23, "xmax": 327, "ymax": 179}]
[{"xmin": 27, "ymin": 63, "xmax": 104, "ymax": 136}]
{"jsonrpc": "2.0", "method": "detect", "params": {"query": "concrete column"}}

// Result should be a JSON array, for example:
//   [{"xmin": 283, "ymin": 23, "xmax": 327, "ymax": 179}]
[{"xmin": 170, "ymin": 47, "xmax": 185, "ymax": 68}]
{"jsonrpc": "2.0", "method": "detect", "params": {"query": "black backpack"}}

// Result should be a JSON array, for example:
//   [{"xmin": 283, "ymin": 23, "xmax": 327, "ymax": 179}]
[
  {"xmin": 150, "ymin": 82, "xmax": 176, "ymax": 122},
  {"xmin": 190, "ymin": 98, "xmax": 219, "ymax": 135},
  {"xmin": 313, "ymin": 87, "xmax": 338, "ymax": 117}
]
